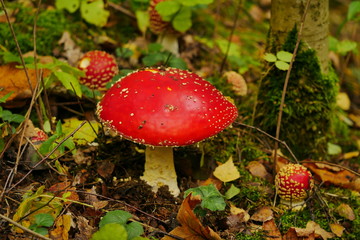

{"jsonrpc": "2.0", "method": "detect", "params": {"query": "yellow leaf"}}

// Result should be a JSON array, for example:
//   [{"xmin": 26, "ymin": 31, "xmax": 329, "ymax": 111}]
[
  {"xmin": 213, "ymin": 156, "xmax": 240, "ymax": 182},
  {"xmin": 329, "ymin": 223, "xmax": 345, "ymax": 237},
  {"xmin": 62, "ymin": 118, "xmax": 99, "ymax": 145},
  {"xmin": 336, "ymin": 203, "xmax": 356, "ymax": 221},
  {"xmin": 336, "ymin": 92, "xmax": 351, "ymax": 110}
]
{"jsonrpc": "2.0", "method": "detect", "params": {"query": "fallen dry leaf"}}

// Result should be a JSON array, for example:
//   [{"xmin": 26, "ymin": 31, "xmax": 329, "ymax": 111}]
[
  {"xmin": 198, "ymin": 177, "xmax": 223, "ymax": 190},
  {"xmin": 162, "ymin": 194, "xmax": 222, "ymax": 240},
  {"xmin": 336, "ymin": 203, "xmax": 356, "ymax": 221},
  {"xmin": 223, "ymin": 71, "xmax": 247, "ymax": 96},
  {"xmin": 246, "ymin": 161, "xmax": 271, "ymax": 180},
  {"xmin": 306, "ymin": 221, "xmax": 334, "ymax": 240},
  {"xmin": 74, "ymin": 216, "xmax": 95, "ymax": 240},
  {"xmin": 213, "ymin": 156, "xmax": 240, "ymax": 182},
  {"xmin": 329, "ymin": 223, "xmax": 345, "ymax": 237},
  {"xmin": 262, "ymin": 219, "xmax": 281, "ymax": 240},
  {"xmin": 48, "ymin": 181, "xmax": 79, "ymax": 204},
  {"xmin": 336, "ymin": 92, "xmax": 351, "ymax": 110},
  {"xmin": 58, "ymin": 31, "xmax": 82, "ymax": 66},
  {"xmin": 226, "ymin": 204, "xmax": 250, "ymax": 232},
  {"xmin": 50, "ymin": 214, "xmax": 72, "ymax": 240},
  {"xmin": 302, "ymin": 161, "xmax": 360, "ymax": 192},
  {"xmin": 96, "ymin": 160, "xmax": 115, "ymax": 179},
  {"xmin": 283, "ymin": 227, "xmax": 315, "ymax": 240},
  {"xmin": 250, "ymin": 206, "xmax": 273, "ymax": 222}
]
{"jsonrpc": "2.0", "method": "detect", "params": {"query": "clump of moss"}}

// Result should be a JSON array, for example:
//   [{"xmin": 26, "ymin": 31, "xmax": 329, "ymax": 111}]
[
  {"xmin": 254, "ymin": 28, "xmax": 339, "ymax": 160},
  {"xmin": 0, "ymin": 4, "xmax": 68, "ymax": 56}
]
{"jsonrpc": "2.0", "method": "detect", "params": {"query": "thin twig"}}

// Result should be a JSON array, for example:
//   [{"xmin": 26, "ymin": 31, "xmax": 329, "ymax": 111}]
[
  {"xmin": 108, "ymin": 2, "xmax": 135, "ymax": 18},
  {"xmin": 6, "ymin": 121, "xmax": 87, "ymax": 193},
  {"xmin": 273, "ymin": 0, "xmax": 312, "ymax": 167},
  {"xmin": 0, "ymin": 213, "xmax": 51, "ymax": 240}
]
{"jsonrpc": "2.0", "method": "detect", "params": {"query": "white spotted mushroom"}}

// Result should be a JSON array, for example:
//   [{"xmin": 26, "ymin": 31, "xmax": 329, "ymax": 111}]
[
  {"xmin": 275, "ymin": 163, "xmax": 314, "ymax": 210},
  {"xmin": 77, "ymin": 50, "xmax": 118, "ymax": 90},
  {"xmin": 96, "ymin": 67, "xmax": 238, "ymax": 196}
]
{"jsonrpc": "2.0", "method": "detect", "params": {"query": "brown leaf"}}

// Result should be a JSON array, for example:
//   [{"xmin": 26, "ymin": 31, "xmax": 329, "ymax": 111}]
[
  {"xmin": 49, "ymin": 214, "xmax": 72, "ymax": 240},
  {"xmin": 74, "ymin": 216, "xmax": 95, "ymax": 240},
  {"xmin": 162, "ymin": 194, "xmax": 222, "ymax": 240},
  {"xmin": 329, "ymin": 223, "xmax": 345, "ymax": 237},
  {"xmin": 223, "ymin": 71, "xmax": 247, "ymax": 96},
  {"xmin": 0, "ymin": 63, "xmax": 51, "ymax": 108},
  {"xmin": 306, "ymin": 221, "xmax": 334, "ymax": 240},
  {"xmin": 263, "ymin": 219, "xmax": 281, "ymax": 240},
  {"xmin": 336, "ymin": 203, "xmax": 356, "ymax": 221},
  {"xmin": 96, "ymin": 160, "xmax": 115, "ymax": 179},
  {"xmin": 283, "ymin": 227, "xmax": 315, "ymax": 240},
  {"xmin": 250, "ymin": 206, "xmax": 273, "ymax": 222},
  {"xmin": 302, "ymin": 161, "xmax": 360, "ymax": 192},
  {"xmin": 48, "ymin": 181, "xmax": 79, "ymax": 204},
  {"xmin": 246, "ymin": 161, "xmax": 271, "ymax": 180}
]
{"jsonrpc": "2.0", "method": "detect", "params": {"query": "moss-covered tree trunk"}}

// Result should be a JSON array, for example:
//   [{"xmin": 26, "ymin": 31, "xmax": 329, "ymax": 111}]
[{"xmin": 255, "ymin": 0, "xmax": 338, "ymax": 159}]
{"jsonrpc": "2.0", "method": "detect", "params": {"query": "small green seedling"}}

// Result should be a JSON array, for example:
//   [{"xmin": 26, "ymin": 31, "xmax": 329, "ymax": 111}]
[
  {"xmin": 91, "ymin": 210, "xmax": 148, "ymax": 240},
  {"xmin": 263, "ymin": 51, "xmax": 293, "ymax": 71},
  {"xmin": 29, "ymin": 213, "xmax": 55, "ymax": 236}
]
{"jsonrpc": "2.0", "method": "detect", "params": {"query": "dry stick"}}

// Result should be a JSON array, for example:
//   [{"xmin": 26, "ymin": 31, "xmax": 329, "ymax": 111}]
[
  {"xmin": 273, "ymin": 0, "xmax": 312, "ymax": 168},
  {"xmin": 6, "ymin": 121, "xmax": 87, "ymax": 193},
  {"xmin": 108, "ymin": 1, "xmax": 135, "ymax": 18},
  {"xmin": 0, "ymin": 213, "xmax": 51, "ymax": 240}
]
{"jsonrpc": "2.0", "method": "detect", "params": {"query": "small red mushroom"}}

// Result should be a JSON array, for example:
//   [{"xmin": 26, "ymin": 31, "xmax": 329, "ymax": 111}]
[
  {"xmin": 77, "ymin": 50, "xmax": 118, "ymax": 90},
  {"xmin": 275, "ymin": 163, "xmax": 314, "ymax": 209},
  {"xmin": 149, "ymin": 0, "xmax": 180, "ymax": 56},
  {"xmin": 96, "ymin": 67, "xmax": 238, "ymax": 196}
]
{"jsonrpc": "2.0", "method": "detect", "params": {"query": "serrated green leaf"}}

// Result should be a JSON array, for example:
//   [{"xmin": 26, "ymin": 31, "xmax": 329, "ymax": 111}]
[
  {"xmin": 34, "ymin": 213, "xmax": 54, "ymax": 227},
  {"xmin": 225, "ymin": 184, "xmax": 240, "ymax": 199},
  {"xmin": 275, "ymin": 60, "xmax": 289, "ymax": 71},
  {"xmin": 276, "ymin": 51, "xmax": 293, "ymax": 62},
  {"xmin": 263, "ymin": 53, "xmax": 277, "ymax": 62},
  {"xmin": 172, "ymin": 7, "xmax": 192, "ymax": 32},
  {"xmin": 53, "ymin": 71, "xmax": 82, "ymax": 97},
  {"xmin": 99, "ymin": 210, "xmax": 132, "ymax": 228},
  {"xmin": 126, "ymin": 221, "xmax": 144, "ymax": 240},
  {"xmin": 80, "ymin": 0, "xmax": 110, "ymax": 27},
  {"xmin": 91, "ymin": 223, "xmax": 128, "ymax": 240},
  {"xmin": 55, "ymin": 0, "xmax": 80, "ymax": 13},
  {"xmin": 155, "ymin": 1, "xmax": 181, "ymax": 17},
  {"xmin": 347, "ymin": 1, "xmax": 360, "ymax": 21},
  {"xmin": 135, "ymin": 10, "xmax": 149, "ymax": 35},
  {"xmin": 327, "ymin": 142, "xmax": 342, "ymax": 155},
  {"xmin": 184, "ymin": 184, "xmax": 226, "ymax": 211}
]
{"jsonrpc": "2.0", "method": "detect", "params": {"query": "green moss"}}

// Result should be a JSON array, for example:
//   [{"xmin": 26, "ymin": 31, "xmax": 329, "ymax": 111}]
[
  {"xmin": 236, "ymin": 231, "xmax": 265, "ymax": 240},
  {"xmin": 254, "ymin": 27, "xmax": 339, "ymax": 160}
]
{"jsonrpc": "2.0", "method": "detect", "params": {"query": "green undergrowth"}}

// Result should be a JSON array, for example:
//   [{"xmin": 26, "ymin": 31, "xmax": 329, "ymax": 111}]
[{"xmin": 254, "ymin": 27, "xmax": 339, "ymax": 160}]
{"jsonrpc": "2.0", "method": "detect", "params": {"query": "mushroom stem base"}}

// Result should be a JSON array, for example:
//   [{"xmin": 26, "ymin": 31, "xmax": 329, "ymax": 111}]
[
  {"xmin": 279, "ymin": 199, "xmax": 306, "ymax": 211},
  {"xmin": 141, "ymin": 146, "xmax": 180, "ymax": 197},
  {"xmin": 157, "ymin": 33, "xmax": 179, "ymax": 57}
]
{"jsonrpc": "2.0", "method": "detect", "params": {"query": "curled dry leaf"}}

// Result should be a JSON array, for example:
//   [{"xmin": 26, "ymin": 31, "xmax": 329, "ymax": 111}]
[
  {"xmin": 223, "ymin": 71, "xmax": 247, "ymax": 96},
  {"xmin": 336, "ymin": 203, "xmax": 356, "ymax": 221},
  {"xmin": 74, "ymin": 216, "xmax": 95, "ymax": 240},
  {"xmin": 250, "ymin": 206, "xmax": 273, "ymax": 222},
  {"xmin": 162, "ymin": 194, "xmax": 222, "ymax": 240},
  {"xmin": 48, "ymin": 181, "xmax": 79, "ymax": 204},
  {"xmin": 246, "ymin": 161, "xmax": 271, "ymax": 181},
  {"xmin": 227, "ymin": 204, "xmax": 250, "ymax": 231},
  {"xmin": 283, "ymin": 227, "xmax": 315, "ymax": 240},
  {"xmin": 306, "ymin": 221, "xmax": 334, "ymax": 240},
  {"xmin": 329, "ymin": 223, "xmax": 345, "ymax": 237},
  {"xmin": 262, "ymin": 219, "xmax": 281, "ymax": 240},
  {"xmin": 302, "ymin": 161, "xmax": 360, "ymax": 192},
  {"xmin": 49, "ymin": 214, "xmax": 72, "ymax": 240}
]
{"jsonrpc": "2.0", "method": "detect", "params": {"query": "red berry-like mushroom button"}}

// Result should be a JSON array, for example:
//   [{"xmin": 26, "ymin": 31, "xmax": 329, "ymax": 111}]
[
  {"xmin": 77, "ymin": 50, "xmax": 118, "ymax": 90},
  {"xmin": 96, "ymin": 67, "xmax": 238, "ymax": 196},
  {"xmin": 149, "ymin": 0, "xmax": 180, "ymax": 56},
  {"xmin": 275, "ymin": 164, "xmax": 314, "ymax": 209}
]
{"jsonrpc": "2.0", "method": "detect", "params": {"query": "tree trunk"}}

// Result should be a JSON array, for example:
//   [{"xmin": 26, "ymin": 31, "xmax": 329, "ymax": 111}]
[{"xmin": 254, "ymin": 0, "xmax": 338, "ymax": 160}]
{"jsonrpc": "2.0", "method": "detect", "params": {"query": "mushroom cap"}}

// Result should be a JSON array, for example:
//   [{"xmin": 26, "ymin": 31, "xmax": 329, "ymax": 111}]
[
  {"xmin": 78, "ymin": 50, "xmax": 118, "ymax": 90},
  {"xmin": 275, "ymin": 164, "xmax": 314, "ymax": 202},
  {"xmin": 96, "ymin": 67, "xmax": 238, "ymax": 146}
]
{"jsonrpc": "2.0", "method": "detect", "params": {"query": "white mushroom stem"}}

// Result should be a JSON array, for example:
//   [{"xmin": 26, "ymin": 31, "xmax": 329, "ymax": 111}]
[
  {"xmin": 140, "ymin": 146, "xmax": 180, "ymax": 197},
  {"xmin": 157, "ymin": 33, "xmax": 179, "ymax": 57}
]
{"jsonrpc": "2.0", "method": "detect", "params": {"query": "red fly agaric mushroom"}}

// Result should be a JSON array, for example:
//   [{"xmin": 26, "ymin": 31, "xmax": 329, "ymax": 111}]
[
  {"xmin": 96, "ymin": 67, "xmax": 238, "ymax": 196},
  {"xmin": 149, "ymin": 0, "xmax": 180, "ymax": 56},
  {"xmin": 77, "ymin": 50, "xmax": 118, "ymax": 90},
  {"xmin": 275, "ymin": 164, "xmax": 314, "ymax": 209}
]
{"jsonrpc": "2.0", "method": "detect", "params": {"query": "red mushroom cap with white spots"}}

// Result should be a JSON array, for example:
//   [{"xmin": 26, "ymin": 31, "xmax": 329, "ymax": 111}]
[
  {"xmin": 275, "ymin": 164, "xmax": 314, "ymax": 202},
  {"xmin": 96, "ymin": 67, "xmax": 238, "ymax": 146},
  {"xmin": 78, "ymin": 50, "xmax": 118, "ymax": 90}
]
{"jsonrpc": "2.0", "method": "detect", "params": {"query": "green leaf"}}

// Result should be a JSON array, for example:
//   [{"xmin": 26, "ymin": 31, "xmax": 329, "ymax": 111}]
[
  {"xmin": 168, "ymin": 57, "xmax": 187, "ymax": 69},
  {"xmin": 337, "ymin": 40, "xmax": 358, "ymax": 55},
  {"xmin": 53, "ymin": 71, "xmax": 82, "ymax": 97},
  {"xmin": 142, "ymin": 52, "xmax": 165, "ymax": 66},
  {"xmin": 155, "ymin": 1, "xmax": 181, "ymax": 17},
  {"xmin": 347, "ymin": 1, "xmax": 360, "ymax": 21},
  {"xmin": 55, "ymin": 0, "xmax": 80, "ymax": 13},
  {"xmin": 263, "ymin": 53, "xmax": 277, "ymax": 62},
  {"xmin": 39, "ymin": 134, "xmax": 58, "ymax": 155},
  {"xmin": 179, "ymin": 0, "xmax": 214, "ymax": 6},
  {"xmin": 80, "ymin": 0, "xmax": 110, "ymax": 27},
  {"xmin": 91, "ymin": 223, "xmax": 128, "ymax": 240},
  {"xmin": 135, "ymin": 10, "xmax": 149, "ymax": 35},
  {"xmin": 34, "ymin": 213, "xmax": 55, "ymax": 227},
  {"xmin": 215, "ymin": 39, "xmax": 241, "ymax": 57},
  {"xmin": 1, "ymin": 110, "xmax": 25, "ymax": 123},
  {"xmin": 225, "ymin": 184, "xmax": 240, "ymax": 199},
  {"xmin": 0, "ymin": 91, "xmax": 14, "ymax": 103},
  {"xmin": 275, "ymin": 61, "xmax": 289, "ymax": 71},
  {"xmin": 276, "ymin": 51, "xmax": 293, "ymax": 62},
  {"xmin": 126, "ymin": 221, "xmax": 144, "ymax": 240},
  {"xmin": 62, "ymin": 118, "xmax": 100, "ymax": 145},
  {"xmin": 172, "ymin": 7, "xmax": 192, "ymax": 32},
  {"xmin": 31, "ymin": 226, "xmax": 49, "ymax": 236},
  {"xmin": 327, "ymin": 142, "xmax": 342, "ymax": 155},
  {"xmin": 184, "ymin": 184, "xmax": 226, "ymax": 211},
  {"xmin": 99, "ymin": 210, "xmax": 132, "ymax": 228}
]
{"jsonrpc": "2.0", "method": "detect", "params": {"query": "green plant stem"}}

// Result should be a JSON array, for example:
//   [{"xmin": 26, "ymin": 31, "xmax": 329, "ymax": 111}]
[
  {"xmin": 273, "ymin": 0, "xmax": 311, "ymax": 168},
  {"xmin": 0, "ymin": 213, "xmax": 51, "ymax": 240}
]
